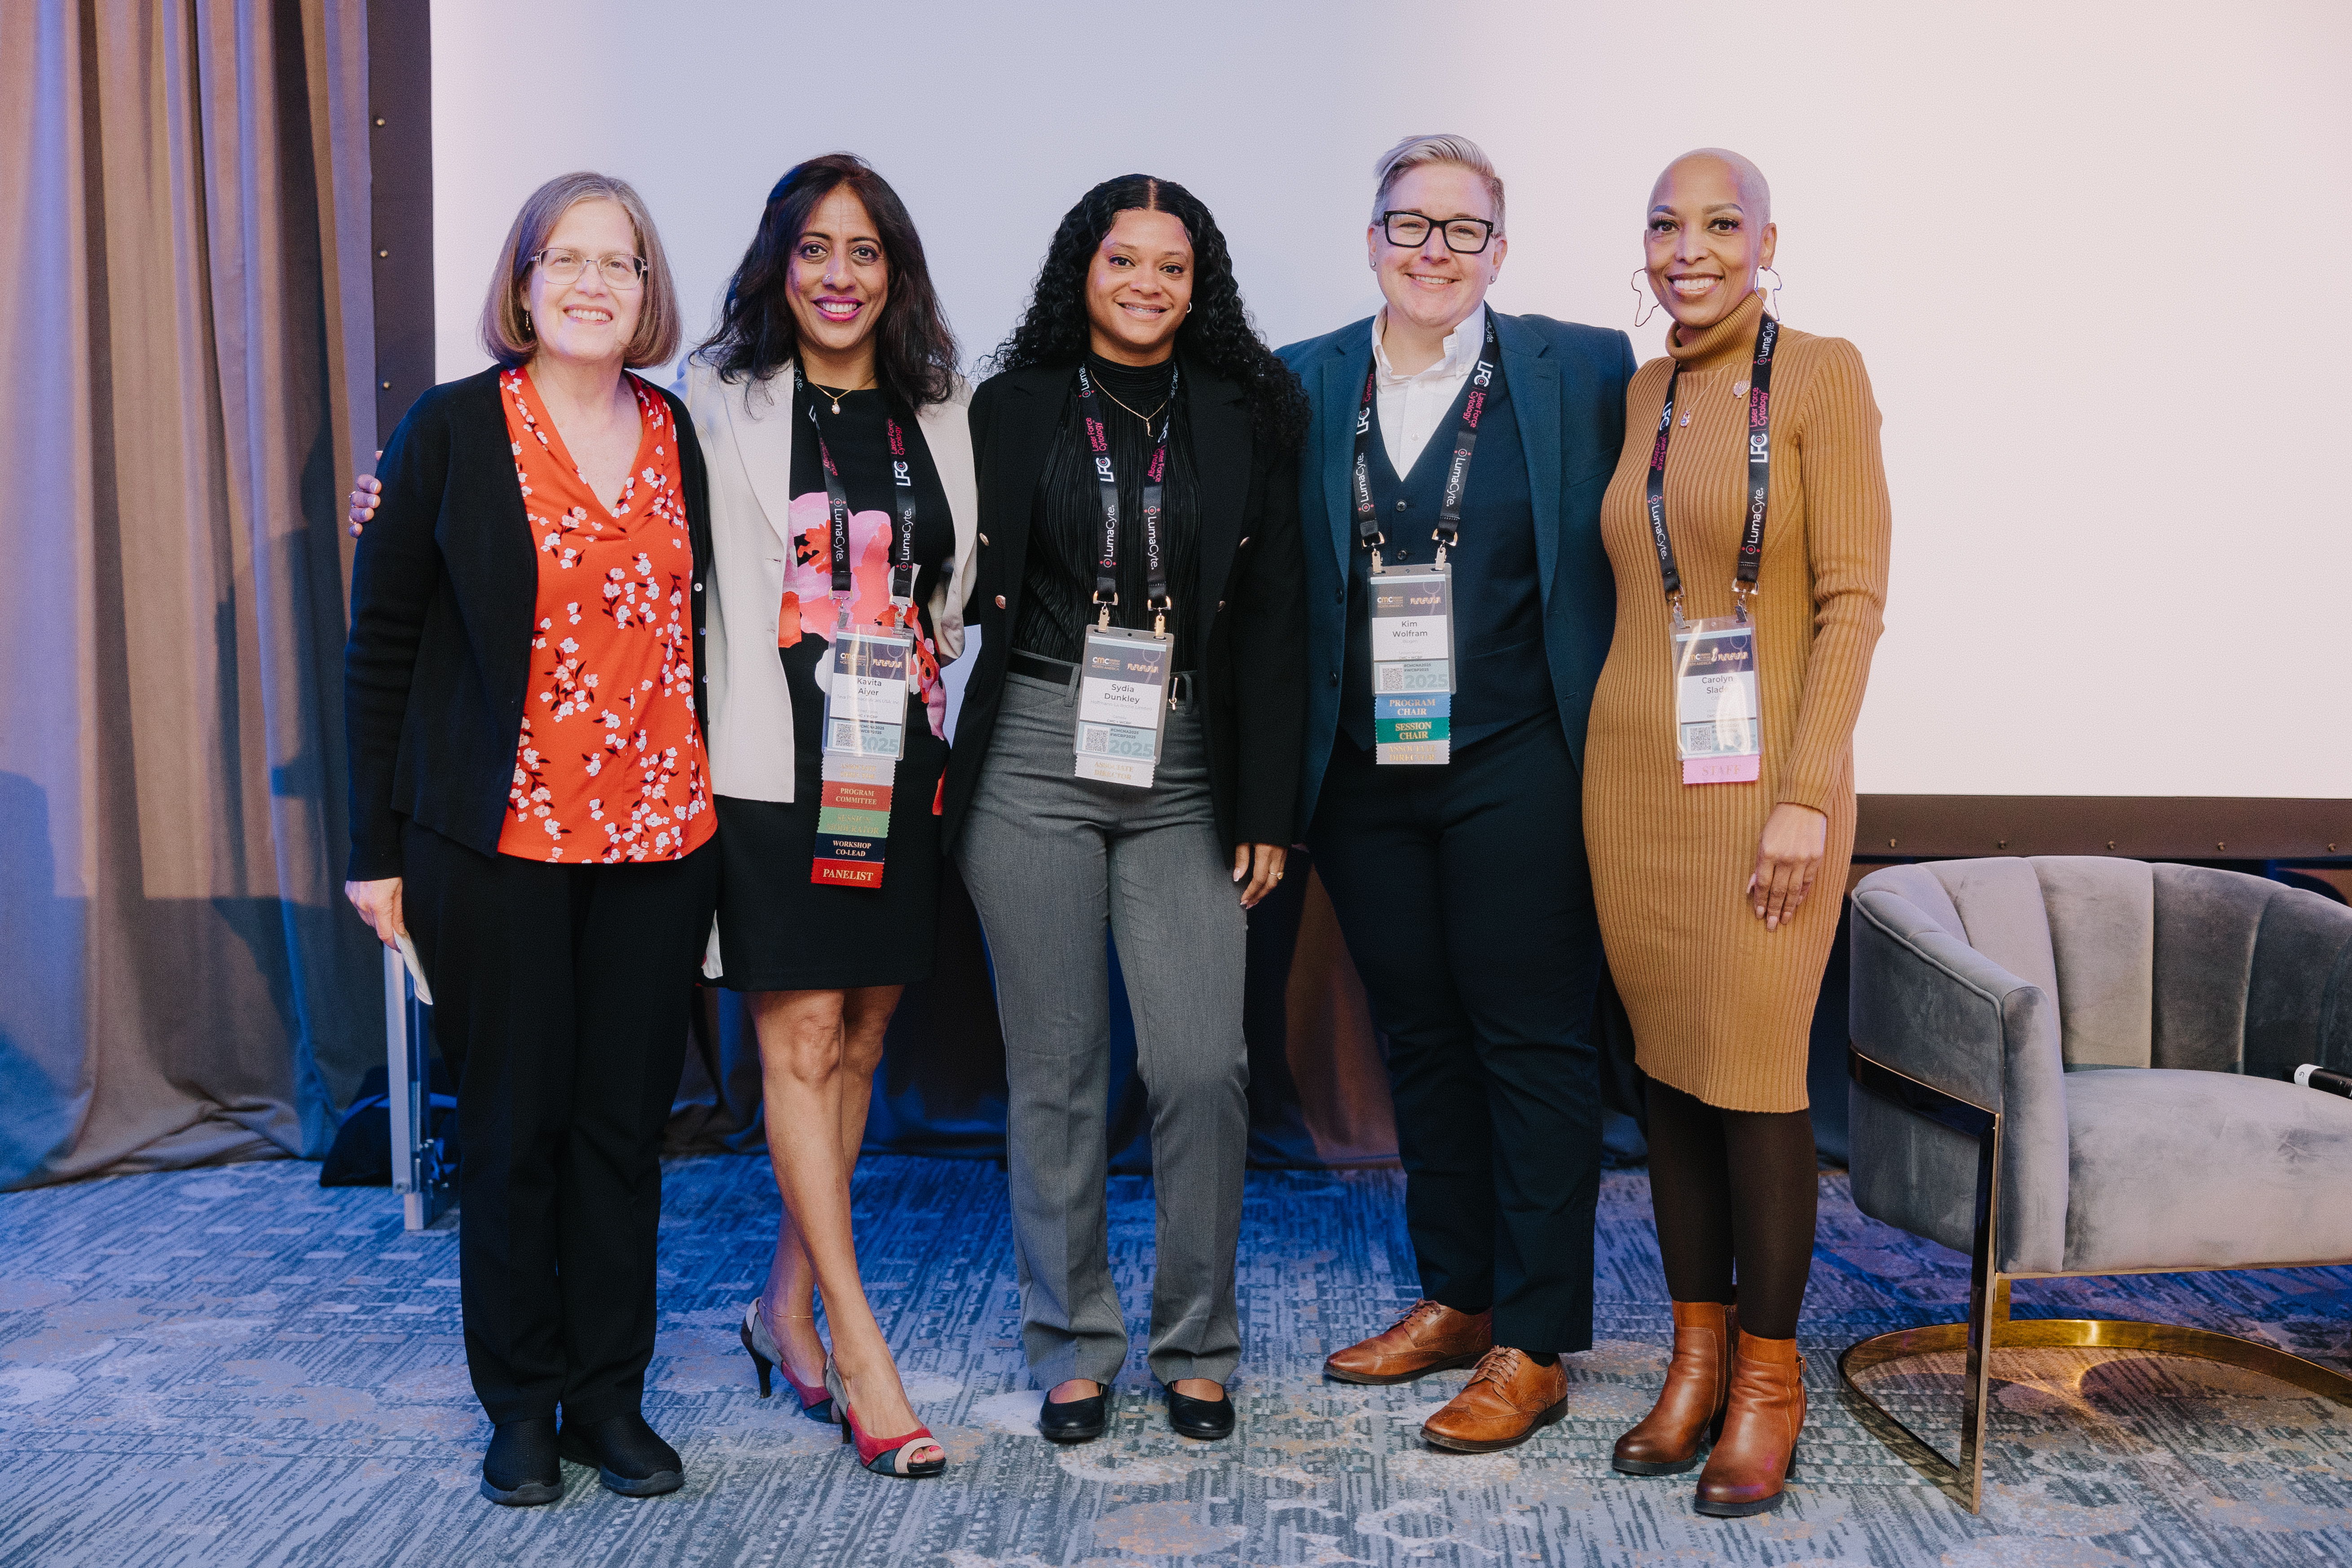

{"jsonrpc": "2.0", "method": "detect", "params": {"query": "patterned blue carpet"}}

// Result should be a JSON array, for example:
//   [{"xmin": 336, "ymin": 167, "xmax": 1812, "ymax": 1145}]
[{"xmin": 0, "ymin": 1154, "xmax": 2346, "ymax": 1567}]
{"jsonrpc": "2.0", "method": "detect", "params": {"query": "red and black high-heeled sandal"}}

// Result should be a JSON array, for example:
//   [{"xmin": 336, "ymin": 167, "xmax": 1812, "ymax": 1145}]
[
  {"xmin": 740, "ymin": 1299, "xmax": 835, "ymax": 1422},
  {"xmin": 824, "ymin": 1362, "xmax": 946, "ymax": 1479}
]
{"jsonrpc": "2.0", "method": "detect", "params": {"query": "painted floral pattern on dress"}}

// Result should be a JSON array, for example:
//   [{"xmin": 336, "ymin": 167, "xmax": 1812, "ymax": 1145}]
[
  {"xmin": 496, "ymin": 366, "xmax": 713, "ymax": 863},
  {"xmin": 774, "ymin": 491, "xmax": 947, "ymax": 739}
]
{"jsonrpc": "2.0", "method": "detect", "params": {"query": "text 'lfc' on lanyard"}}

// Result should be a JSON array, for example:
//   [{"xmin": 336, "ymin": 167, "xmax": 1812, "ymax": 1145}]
[
  {"xmin": 1075, "ymin": 361, "xmax": 1180, "ymax": 634},
  {"xmin": 1352, "ymin": 313, "xmax": 1503, "ymax": 573},
  {"xmin": 797, "ymin": 363, "xmax": 918, "ymax": 624},
  {"xmin": 1646, "ymin": 306, "xmax": 1779, "ymax": 627}
]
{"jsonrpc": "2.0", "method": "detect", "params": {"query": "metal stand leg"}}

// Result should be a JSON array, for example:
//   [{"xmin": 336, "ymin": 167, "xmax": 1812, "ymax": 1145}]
[{"xmin": 383, "ymin": 947, "xmax": 454, "ymax": 1231}]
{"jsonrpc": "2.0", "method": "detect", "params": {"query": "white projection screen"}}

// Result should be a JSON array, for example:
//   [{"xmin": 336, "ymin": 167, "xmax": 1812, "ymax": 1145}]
[{"xmin": 427, "ymin": 0, "xmax": 2352, "ymax": 801}]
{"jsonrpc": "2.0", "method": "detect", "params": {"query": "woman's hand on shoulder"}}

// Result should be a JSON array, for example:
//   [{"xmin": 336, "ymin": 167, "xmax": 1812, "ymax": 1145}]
[
  {"xmin": 347, "ymin": 458, "xmax": 382, "ymax": 537},
  {"xmin": 1748, "ymin": 802, "xmax": 1828, "ymax": 932}
]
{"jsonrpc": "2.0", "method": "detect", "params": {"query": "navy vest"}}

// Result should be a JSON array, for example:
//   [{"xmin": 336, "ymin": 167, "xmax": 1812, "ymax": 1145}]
[{"xmin": 1340, "ymin": 362, "xmax": 1552, "ymax": 751}]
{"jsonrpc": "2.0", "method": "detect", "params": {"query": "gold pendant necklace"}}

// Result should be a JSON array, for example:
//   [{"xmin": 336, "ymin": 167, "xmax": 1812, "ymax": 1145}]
[
  {"xmin": 807, "ymin": 378, "xmax": 872, "ymax": 415},
  {"xmin": 1095, "ymin": 383, "xmax": 1168, "ymax": 426}
]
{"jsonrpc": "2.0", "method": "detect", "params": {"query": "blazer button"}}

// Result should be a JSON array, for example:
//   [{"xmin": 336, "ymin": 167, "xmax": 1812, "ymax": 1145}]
[
  {"xmin": 693, "ymin": 582, "xmax": 702, "ymax": 591},
  {"xmin": 1334, "ymin": 587, "xmax": 1343, "ymax": 603},
  {"xmin": 978, "ymin": 532, "xmax": 990, "ymax": 546},
  {"xmin": 1394, "ymin": 499, "xmax": 1408, "ymax": 512},
  {"xmin": 994, "ymin": 594, "xmax": 1007, "ymax": 609},
  {"xmin": 1329, "ymin": 671, "xmax": 1340, "ymax": 687},
  {"xmin": 1238, "ymin": 536, "xmax": 1250, "ymax": 548},
  {"xmin": 1216, "ymin": 599, "xmax": 1225, "ymax": 612}
]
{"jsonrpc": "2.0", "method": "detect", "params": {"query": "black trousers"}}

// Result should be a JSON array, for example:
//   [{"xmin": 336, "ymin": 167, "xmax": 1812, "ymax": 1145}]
[
  {"xmin": 401, "ymin": 822, "xmax": 718, "ymax": 1426},
  {"xmin": 1307, "ymin": 711, "xmax": 1605, "ymax": 1352}
]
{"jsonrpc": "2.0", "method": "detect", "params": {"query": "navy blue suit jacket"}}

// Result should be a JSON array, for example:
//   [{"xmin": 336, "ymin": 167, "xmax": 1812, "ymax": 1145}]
[{"xmin": 1278, "ymin": 309, "xmax": 1638, "ymax": 831}]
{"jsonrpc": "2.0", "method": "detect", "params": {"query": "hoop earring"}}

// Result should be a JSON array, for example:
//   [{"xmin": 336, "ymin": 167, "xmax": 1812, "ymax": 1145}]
[
  {"xmin": 1630, "ymin": 269, "xmax": 1658, "ymax": 328},
  {"xmin": 1759, "ymin": 266, "xmax": 1784, "ymax": 317}
]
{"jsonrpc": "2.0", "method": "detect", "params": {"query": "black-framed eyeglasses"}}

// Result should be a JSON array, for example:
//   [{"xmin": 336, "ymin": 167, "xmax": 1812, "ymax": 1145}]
[
  {"xmin": 529, "ymin": 248, "xmax": 648, "ymax": 291},
  {"xmin": 1379, "ymin": 211, "xmax": 1497, "ymax": 255}
]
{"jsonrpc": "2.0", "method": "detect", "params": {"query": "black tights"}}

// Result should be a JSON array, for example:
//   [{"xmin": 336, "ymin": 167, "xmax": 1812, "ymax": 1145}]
[{"xmin": 1643, "ymin": 1080, "xmax": 1820, "ymax": 1341}]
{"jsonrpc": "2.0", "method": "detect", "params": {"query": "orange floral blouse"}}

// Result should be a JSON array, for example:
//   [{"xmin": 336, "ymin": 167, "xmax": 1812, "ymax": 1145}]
[{"xmin": 494, "ymin": 366, "xmax": 714, "ymax": 863}]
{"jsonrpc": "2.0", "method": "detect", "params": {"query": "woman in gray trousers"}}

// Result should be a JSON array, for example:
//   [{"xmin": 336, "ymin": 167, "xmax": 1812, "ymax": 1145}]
[{"xmin": 939, "ymin": 174, "xmax": 1308, "ymax": 1444}]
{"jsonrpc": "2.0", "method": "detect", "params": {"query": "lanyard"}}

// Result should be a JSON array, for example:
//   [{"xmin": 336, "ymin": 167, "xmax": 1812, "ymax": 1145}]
[
  {"xmin": 1351, "ymin": 312, "xmax": 1502, "ymax": 571},
  {"xmin": 1075, "ymin": 360, "xmax": 1180, "ymax": 634},
  {"xmin": 796, "ymin": 364, "xmax": 918, "ymax": 618},
  {"xmin": 1645, "ymin": 308, "xmax": 1779, "ymax": 622}
]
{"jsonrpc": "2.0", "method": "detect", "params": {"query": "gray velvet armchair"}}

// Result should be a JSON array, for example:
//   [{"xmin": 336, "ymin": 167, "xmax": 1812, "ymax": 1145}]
[{"xmin": 1841, "ymin": 855, "xmax": 2352, "ymax": 1511}]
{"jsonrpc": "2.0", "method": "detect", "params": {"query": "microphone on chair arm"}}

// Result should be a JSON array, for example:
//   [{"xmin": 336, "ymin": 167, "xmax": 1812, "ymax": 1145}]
[{"xmin": 2290, "ymin": 1063, "xmax": 2352, "ymax": 1098}]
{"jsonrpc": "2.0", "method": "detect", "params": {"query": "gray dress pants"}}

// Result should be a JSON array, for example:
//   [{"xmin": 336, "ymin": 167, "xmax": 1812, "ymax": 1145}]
[{"xmin": 956, "ymin": 666, "xmax": 1248, "ymax": 1389}]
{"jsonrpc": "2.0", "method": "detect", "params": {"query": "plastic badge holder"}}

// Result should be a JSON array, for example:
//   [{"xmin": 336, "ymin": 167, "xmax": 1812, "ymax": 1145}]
[
  {"xmin": 1370, "ymin": 566, "xmax": 1455, "ymax": 765},
  {"xmin": 814, "ymin": 625, "xmax": 913, "ymax": 887},
  {"xmin": 1074, "ymin": 624, "xmax": 1170, "ymax": 788},
  {"xmin": 1672, "ymin": 614, "xmax": 1761, "ymax": 784}
]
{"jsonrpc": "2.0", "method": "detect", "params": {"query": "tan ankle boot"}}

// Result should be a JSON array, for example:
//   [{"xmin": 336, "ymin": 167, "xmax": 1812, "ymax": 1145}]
[
  {"xmin": 1611, "ymin": 1300, "xmax": 1736, "ymax": 1475},
  {"xmin": 1694, "ymin": 1330, "xmax": 1804, "ymax": 1516}
]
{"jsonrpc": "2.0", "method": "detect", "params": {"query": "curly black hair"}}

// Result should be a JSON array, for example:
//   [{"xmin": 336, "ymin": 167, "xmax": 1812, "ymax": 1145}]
[
  {"xmin": 991, "ymin": 175, "xmax": 1309, "ymax": 449},
  {"xmin": 694, "ymin": 153, "xmax": 958, "ymax": 406}
]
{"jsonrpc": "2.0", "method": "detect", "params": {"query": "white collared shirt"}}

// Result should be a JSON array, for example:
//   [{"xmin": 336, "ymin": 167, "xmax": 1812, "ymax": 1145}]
[{"xmin": 1370, "ymin": 303, "xmax": 1489, "ymax": 477}]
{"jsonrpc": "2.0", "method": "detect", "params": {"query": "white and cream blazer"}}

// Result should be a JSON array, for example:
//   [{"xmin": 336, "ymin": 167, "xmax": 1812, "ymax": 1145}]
[{"xmin": 681, "ymin": 357, "xmax": 980, "ymax": 804}]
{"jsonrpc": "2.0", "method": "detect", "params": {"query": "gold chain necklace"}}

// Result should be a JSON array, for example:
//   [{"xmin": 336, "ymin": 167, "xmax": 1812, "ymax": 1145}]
[
  {"xmin": 806, "ymin": 377, "xmax": 873, "ymax": 415},
  {"xmin": 1093, "ymin": 381, "xmax": 1168, "ymax": 425}
]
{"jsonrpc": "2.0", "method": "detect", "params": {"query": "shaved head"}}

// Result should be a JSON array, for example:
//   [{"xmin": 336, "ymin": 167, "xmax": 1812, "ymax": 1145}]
[{"xmin": 1653, "ymin": 148, "xmax": 1771, "ymax": 226}]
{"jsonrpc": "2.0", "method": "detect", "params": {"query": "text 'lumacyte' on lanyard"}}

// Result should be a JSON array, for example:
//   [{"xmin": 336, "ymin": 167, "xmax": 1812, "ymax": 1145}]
[
  {"xmin": 1646, "ymin": 304, "xmax": 1778, "ymax": 785},
  {"xmin": 1070, "ymin": 361, "xmax": 1180, "ymax": 788},
  {"xmin": 1349, "ymin": 313, "xmax": 1503, "ymax": 765},
  {"xmin": 797, "ymin": 364, "xmax": 921, "ymax": 886}
]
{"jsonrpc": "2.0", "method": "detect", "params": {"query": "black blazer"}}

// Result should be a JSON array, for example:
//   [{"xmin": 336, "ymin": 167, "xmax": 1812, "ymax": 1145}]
[
  {"xmin": 941, "ymin": 359, "xmax": 1306, "ymax": 852},
  {"xmin": 344, "ymin": 366, "xmax": 715, "ymax": 881}
]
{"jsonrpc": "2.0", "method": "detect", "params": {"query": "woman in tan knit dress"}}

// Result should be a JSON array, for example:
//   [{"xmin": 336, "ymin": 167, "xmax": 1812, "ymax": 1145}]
[{"xmin": 1586, "ymin": 150, "xmax": 1889, "ymax": 1517}]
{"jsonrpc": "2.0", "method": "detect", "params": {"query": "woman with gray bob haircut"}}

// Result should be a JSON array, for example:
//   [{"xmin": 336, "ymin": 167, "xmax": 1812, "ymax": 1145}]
[{"xmin": 343, "ymin": 171, "xmax": 719, "ymax": 1507}]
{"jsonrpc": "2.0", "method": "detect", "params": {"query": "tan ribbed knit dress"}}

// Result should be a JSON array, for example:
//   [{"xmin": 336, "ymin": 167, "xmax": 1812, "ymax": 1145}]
[{"xmin": 1586, "ymin": 291, "xmax": 1890, "ymax": 1113}]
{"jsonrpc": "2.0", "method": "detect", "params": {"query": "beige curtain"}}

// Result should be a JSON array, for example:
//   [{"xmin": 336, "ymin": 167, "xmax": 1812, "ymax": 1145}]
[{"xmin": 0, "ymin": 0, "xmax": 380, "ymax": 1186}]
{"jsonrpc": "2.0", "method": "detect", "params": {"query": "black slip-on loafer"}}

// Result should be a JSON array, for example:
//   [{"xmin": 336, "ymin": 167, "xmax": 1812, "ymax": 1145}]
[
  {"xmin": 1166, "ymin": 1384, "xmax": 1235, "ymax": 1441},
  {"xmin": 1038, "ymin": 1389, "xmax": 1109, "ymax": 1443},
  {"xmin": 558, "ymin": 1411, "xmax": 684, "ymax": 1498},
  {"xmin": 480, "ymin": 1417, "xmax": 564, "ymax": 1506}
]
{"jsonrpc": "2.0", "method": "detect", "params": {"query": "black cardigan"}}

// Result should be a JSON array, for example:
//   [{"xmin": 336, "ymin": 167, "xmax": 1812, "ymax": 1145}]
[
  {"xmin": 344, "ymin": 366, "xmax": 714, "ymax": 881},
  {"xmin": 941, "ymin": 359, "xmax": 1306, "ymax": 852}
]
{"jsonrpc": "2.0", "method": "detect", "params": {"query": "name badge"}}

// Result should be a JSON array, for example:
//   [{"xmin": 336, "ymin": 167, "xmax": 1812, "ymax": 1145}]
[
  {"xmin": 1075, "ymin": 624, "xmax": 1171, "ymax": 788},
  {"xmin": 814, "ymin": 625, "xmax": 914, "ymax": 887},
  {"xmin": 1371, "ymin": 566, "xmax": 1454, "ymax": 765},
  {"xmin": 1671, "ymin": 615, "xmax": 1761, "ymax": 784}
]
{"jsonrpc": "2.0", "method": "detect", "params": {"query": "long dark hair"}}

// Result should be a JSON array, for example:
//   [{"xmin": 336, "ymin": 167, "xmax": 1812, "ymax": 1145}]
[
  {"xmin": 694, "ymin": 153, "xmax": 958, "ymax": 406},
  {"xmin": 992, "ymin": 175, "xmax": 1309, "ymax": 449}
]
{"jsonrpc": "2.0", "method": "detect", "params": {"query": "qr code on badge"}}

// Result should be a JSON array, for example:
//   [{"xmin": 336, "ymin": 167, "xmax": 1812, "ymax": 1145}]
[
  {"xmin": 1082, "ymin": 728, "xmax": 1107, "ymax": 753},
  {"xmin": 1378, "ymin": 668, "xmax": 1400, "ymax": 692}
]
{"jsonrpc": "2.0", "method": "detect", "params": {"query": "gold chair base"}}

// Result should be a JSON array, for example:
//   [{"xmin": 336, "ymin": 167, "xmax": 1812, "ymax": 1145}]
[{"xmin": 1838, "ymin": 1315, "xmax": 2352, "ymax": 1512}]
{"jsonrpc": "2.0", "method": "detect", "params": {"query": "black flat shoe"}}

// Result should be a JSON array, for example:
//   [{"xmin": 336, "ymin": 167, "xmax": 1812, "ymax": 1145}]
[
  {"xmin": 480, "ymin": 1417, "xmax": 564, "ymax": 1506},
  {"xmin": 1166, "ymin": 1383, "xmax": 1235, "ymax": 1441},
  {"xmin": 1039, "ymin": 1386, "xmax": 1109, "ymax": 1444},
  {"xmin": 558, "ymin": 1411, "xmax": 684, "ymax": 1498}
]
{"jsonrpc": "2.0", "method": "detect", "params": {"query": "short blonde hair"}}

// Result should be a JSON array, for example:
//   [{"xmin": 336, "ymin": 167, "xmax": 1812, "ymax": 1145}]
[
  {"xmin": 480, "ymin": 172, "xmax": 681, "ymax": 369},
  {"xmin": 1370, "ymin": 134, "xmax": 1506, "ymax": 233}
]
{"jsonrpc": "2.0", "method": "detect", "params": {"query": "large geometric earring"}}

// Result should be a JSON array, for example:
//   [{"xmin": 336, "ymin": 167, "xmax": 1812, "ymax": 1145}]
[
  {"xmin": 1759, "ymin": 266, "xmax": 1784, "ymax": 318},
  {"xmin": 1630, "ymin": 268, "xmax": 1658, "ymax": 328}
]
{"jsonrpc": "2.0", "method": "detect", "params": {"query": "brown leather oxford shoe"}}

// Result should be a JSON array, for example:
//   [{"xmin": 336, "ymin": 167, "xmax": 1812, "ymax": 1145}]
[
  {"xmin": 1420, "ymin": 1347, "xmax": 1568, "ymax": 1453},
  {"xmin": 1323, "ymin": 1299, "xmax": 1493, "ymax": 1386}
]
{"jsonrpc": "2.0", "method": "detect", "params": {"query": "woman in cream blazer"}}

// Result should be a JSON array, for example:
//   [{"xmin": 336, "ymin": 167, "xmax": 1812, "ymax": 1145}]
[{"xmin": 686, "ymin": 154, "xmax": 978, "ymax": 1479}]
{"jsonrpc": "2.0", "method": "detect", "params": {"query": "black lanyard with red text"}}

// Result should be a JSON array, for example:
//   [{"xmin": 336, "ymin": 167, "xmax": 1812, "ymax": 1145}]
[
  {"xmin": 797, "ymin": 364, "xmax": 918, "ymax": 621},
  {"xmin": 1075, "ymin": 361, "xmax": 1179, "ymax": 634},
  {"xmin": 1351, "ymin": 312, "xmax": 1502, "ymax": 571},
  {"xmin": 1645, "ymin": 310, "xmax": 1778, "ymax": 621}
]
